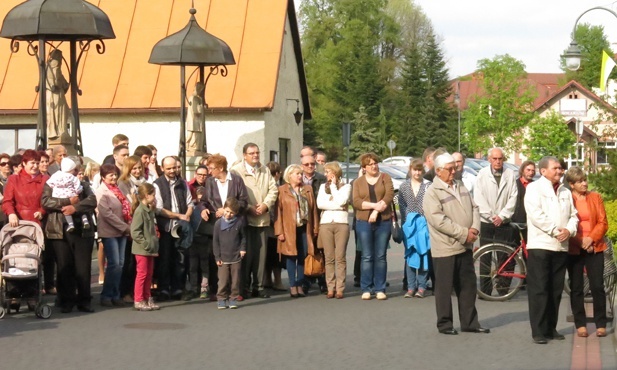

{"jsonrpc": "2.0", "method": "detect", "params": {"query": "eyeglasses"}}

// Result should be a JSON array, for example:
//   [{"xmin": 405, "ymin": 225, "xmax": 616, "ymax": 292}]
[
  {"xmin": 302, "ymin": 163, "xmax": 316, "ymax": 167},
  {"xmin": 207, "ymin": 166, "xmax": 218, "ymax": 171},
  {"xmin": 0, "ymin": 162, "xmax": 8, "ymax": 167},
  {"xmin": 443, "ymin": 167, "xmax": 456, "ymax": 172},
  {"xmin": 195, "ymin": 173, "xmax": 207, "ymax": 177}
]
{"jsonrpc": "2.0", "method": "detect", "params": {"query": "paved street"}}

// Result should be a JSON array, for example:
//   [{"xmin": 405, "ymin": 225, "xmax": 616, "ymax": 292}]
[{"xmin": 1, "ymin": 235, "xmax": 616, "ymax": 370}]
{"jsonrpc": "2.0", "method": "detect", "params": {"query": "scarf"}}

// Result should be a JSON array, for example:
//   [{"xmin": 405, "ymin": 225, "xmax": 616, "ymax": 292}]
[
  {"xmin": 107, "ymin": 183, "xmax": 132, "ymax": 223},
  {"xmin": 130, "ymin": 175, "xmax": 145, "ymax": 189},
  {"xmin": 290, "ymin": 186, "xmax": 309, "ymax": 227},
  {"xmin": 221, "ymin": 216, "xmax": 237, "ymax": 231}
]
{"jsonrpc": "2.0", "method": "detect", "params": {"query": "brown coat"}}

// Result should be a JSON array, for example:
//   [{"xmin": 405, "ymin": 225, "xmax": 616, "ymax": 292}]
[
  {"xmin": 274, "ymin": 183, "xmax": 319, "ymax": 257},
  {"xmin": 568, "ymin": 191, "xmax": 608, "ymax": 255},
  {"xmin": 352, "ymin": 172, "xmax": 394, "ymax": 222}
]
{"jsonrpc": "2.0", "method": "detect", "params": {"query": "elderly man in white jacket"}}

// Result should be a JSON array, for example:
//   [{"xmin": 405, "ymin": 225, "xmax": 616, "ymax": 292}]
[
  {"xmin": 524, "ymin": 156, "xmax": 578, "ymax": 345},
  {"xmin": 474, "ymin": 147, "xmax": 518, "ymax": 296}
]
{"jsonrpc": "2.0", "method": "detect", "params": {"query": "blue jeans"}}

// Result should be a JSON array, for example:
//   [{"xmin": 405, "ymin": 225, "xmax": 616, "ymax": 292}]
[
  {"xmin": 286, "ymin": 226, "xmax": 307, "ymax": 287},
  {"xmin": 101, "ymin": 236, "xmax": 127, "ymax": 300},
  {"xmin": 357, "ymin": 220, "xmax": 390, "ymax": 293},
  {"xmin": 405, "ymin": 264, "xmax": 428, "ymax": 291}
]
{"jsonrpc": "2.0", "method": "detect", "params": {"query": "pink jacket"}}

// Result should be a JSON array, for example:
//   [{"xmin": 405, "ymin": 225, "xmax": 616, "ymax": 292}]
[{"xmin": 95, "ymin": 182, "xmax": 130, "ymax": 238}]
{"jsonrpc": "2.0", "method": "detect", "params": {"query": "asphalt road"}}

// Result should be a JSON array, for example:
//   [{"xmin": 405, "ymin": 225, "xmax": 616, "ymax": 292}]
[{"xmin": 1, "ymin": 235, "xmax": 616, "ymax": 370}]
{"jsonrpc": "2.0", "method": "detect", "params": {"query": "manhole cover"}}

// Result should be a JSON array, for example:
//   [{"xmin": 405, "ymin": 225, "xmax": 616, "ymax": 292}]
[{"xmin": 123, "ymin": 322, "xmax": 186, "ymax": 330}]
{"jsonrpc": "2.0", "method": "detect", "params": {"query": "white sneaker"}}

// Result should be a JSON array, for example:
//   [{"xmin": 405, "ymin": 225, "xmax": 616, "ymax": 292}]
[
  {"xmin": 147, "ymin": 297, "xmax": 160, "ymax": 310},
  {"xmin": 376, "ymin": 292, "xmax": 387, "ymax": 300},
  {"xmin": 361, "ymin": 292, "xmax": 371, "ymax": 300}
]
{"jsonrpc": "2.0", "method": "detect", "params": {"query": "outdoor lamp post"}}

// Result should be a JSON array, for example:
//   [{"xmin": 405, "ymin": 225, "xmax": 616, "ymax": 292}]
[
  {"xmin": 0, "ymin": 0, "xmax": 115, "ymax": 154},
  {"xmin": 149, "ymin": 4, "xmax": 235, "ymax": 173},
  {"xmin": 563, "ymin": 6, "xmax": 617, "ymax": 71}
]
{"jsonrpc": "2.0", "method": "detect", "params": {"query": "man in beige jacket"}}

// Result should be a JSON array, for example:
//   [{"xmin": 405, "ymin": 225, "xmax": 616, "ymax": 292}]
[
  {"xmin": 423, "ymin": 153, "xmax": 489, "ymax": 335},
  {"xmin": 231, "ymin": 143, "xmax": 278, "ymax": 298}
]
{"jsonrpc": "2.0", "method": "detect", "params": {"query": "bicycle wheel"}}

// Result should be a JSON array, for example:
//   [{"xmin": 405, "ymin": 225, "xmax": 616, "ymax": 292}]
[{"xmin": 474, "ymin": 243, "xmax": 526, "ymax": 301}]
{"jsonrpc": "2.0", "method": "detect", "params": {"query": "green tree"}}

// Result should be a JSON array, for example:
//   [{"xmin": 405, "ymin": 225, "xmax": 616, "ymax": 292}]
[
  {"xmin": 590, "ymin": 152, "xmax": 617, "ymax": 201},
  {"xmin": 397, "ymin": 29, "xmax": 457, "ymax": 156},
  {"xmin": 349, "ymin": 106, "xmax": 381, "ymax": 159},
  {"xmin": 300, "ymin": 0, "xmax": 414, "ymax": 160},
  {"xmin": 523, "ymin": 111, "xmax": 576, "ymax": 161},
  {"xmin": 462, "ymin": 54, "xmax": 537, "ymax": 154},
  {"xmin": 562, "ymin": 24, "xmax": 615, "ymax": 89}
]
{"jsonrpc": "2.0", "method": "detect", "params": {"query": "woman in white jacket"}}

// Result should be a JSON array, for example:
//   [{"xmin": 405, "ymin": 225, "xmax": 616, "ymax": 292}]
[{"xmin": 317, "ymin": 162, "xmax": 351, "ymax": 299}]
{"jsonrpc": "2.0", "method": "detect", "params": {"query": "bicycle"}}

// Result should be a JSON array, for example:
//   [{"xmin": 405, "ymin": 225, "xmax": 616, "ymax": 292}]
[{"xmin": 473, "ymin": 222, "xmax": 527, "ymax": 301}]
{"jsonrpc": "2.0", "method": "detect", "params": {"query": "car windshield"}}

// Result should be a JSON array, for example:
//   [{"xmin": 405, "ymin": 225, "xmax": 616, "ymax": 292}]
[{"xmin": 379, "ymin": 165, "xmax": 407, "ymax": 180}]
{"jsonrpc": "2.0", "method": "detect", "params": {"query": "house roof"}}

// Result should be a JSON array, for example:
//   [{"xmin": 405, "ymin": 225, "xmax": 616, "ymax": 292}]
[
  {"xmin": 0, "ymin": 0, "xmax": 311, "ymax": 118},
  {"xmin": 452, "ymin": 72, "xmax": 565, "ymax": 110},
  {"xmin": 533, "ymin": 79, "xmax": 617, "ymax": 115}
]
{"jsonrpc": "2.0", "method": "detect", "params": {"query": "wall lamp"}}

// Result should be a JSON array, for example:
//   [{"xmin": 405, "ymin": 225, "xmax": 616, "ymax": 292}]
[{"xmin": 286, "ymin": 98, "xmax": 303, "ymax": 125}]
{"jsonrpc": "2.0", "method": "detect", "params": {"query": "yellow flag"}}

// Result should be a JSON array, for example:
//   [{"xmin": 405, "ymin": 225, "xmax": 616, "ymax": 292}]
[{"xmin": 600, "ymin": 50, "xmax": 616, "ymax": 92}]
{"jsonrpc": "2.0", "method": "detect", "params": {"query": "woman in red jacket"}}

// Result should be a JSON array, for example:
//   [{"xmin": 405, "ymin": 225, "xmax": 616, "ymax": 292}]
[
  {"xmin": 565, "ymin": 167, "xmax": 609, "ymax": 338},
  {"xmin": 2, "ymin": 149, "xmax": 48, "ymax": 226}
]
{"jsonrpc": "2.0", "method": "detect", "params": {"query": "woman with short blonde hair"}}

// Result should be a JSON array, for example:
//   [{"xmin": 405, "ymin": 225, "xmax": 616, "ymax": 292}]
[{"xmin": 275, "ymin": 164, "xmax": 319, "ymax": 297}]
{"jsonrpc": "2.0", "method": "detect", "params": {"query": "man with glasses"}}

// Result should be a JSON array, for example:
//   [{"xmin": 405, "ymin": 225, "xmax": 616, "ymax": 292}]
[
  {"xmin": 300, "ymin": 152, "xmax": 327, "ymax": 294},
  {"xmin": 0, "ymin": 153, "xmax": 10, "ymax": 228},
  {"xmin": 153, "ymin": 156, "xmax": 194, "ymax": 301},
  {"xmin": 423, "ymin": 153, "xmax": 489, "ymax": 335},
  {"xmin": 473, "ymin": 147, "xmax": 518, "ymax": 296},
  {"xmin": 524, "ymin": 156, "xmax": 577, "ymax": 344},
  {"xmin": 231, "ymin": 143, "xmax": 278, "ymax": 298},
  {"xmin": 186, "ymin": 165, "xmax": 211, "ymax": 300}
]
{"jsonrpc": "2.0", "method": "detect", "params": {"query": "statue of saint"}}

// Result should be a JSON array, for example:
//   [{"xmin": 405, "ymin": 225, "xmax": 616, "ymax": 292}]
[
  {"xmin": 45, "ymin": 49, "xmax": 72, "ymax": 141},
  {"xmin": 186, "ymin": 82, "xmax": 205, "ymax": 154}
]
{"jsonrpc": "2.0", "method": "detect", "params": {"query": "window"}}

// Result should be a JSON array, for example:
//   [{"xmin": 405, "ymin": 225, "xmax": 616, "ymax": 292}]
[
  {"xmin": 278, "ymin": 138, "xmax": 290, "ymax": 169},
  {"xmin": 0, "ymin": 127, "xmax": 36, "ymax": 154},
  {"xmin": 597, "ymin": 142, "xmax": 616, "ymax": 166}
]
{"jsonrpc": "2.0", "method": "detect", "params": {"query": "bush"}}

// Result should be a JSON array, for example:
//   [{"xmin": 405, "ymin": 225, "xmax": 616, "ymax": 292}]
[{"xmin": 604, "ymin": 200, "xmax": 617, "ymax": 255}]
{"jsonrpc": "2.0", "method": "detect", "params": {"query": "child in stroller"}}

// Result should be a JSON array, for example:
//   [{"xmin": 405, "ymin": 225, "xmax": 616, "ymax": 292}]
[{"xmin": 0, "ymin": 220, "xmax": 52, "ymax": 318}]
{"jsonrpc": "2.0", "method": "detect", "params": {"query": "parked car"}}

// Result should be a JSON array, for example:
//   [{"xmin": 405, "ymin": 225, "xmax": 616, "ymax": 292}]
[
  {"xmin": 465, "ymin": 158, "xmax": 489, "ymax": 171},
  {"xmin": 382, "ymin": 156, "xmax": 413, "ymax": 167},
  {"xmin": 340, "ymin": 163, "xmax": 405, "ymax": 204}
]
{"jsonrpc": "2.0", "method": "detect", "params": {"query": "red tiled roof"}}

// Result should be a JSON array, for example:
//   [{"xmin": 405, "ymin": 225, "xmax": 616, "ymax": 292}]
[{"xmin": 451, "ymin": 72, "xmax": 566, "ymax": 110}]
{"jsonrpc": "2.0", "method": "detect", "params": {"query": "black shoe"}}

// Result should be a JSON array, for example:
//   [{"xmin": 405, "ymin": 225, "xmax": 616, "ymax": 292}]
[
  {"xmin": 61, "ymin": 305, "xmax": 73, "ymax": 313},
  {"xmin": 182, "ymin": 291, "xmax": 196, "ymax": 301},
  {"xmin": 439, "ymin": 328, "xmax": 458, "ymax": 335},
  {"xmin": 158, "ymin": 291, "xmax": 170, "ymax": 302},
  {"xmin": 547, "ymin": 331, "xmax": 565, "ymax": 340},
  {"xmin": 171, "ymin": 290, "xmax": 183, "ymax": 300},
  {"xmin": 533, "ymin": 336, "xmax": 548, "ymax": 344},
  {"xmin": 319, "ymin": 284, "xmax": 328, "ymax": 294},
  {"xmin": 462, "ymin": 327, "xmax": 490, "ymax": 334},
  {"xmin": 251, "ymin": 289, "xmax": 259, "ymax": 298},
  {"xmin": 353, "ymin": 281, "xmax": 360, "ymax": 288},
  {"xmin": 258, "ymin": 291, "xmax": 271, "ymax": 299},
  {"xmin": 76, "ymin": 304, "xmax": 94, "ymax": 313}
]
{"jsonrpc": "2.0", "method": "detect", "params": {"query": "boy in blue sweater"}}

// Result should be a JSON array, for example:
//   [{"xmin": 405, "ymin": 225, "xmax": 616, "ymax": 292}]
[{"xmin": 213, "ymin": 198, "xmax": 246, "ymax": 309}]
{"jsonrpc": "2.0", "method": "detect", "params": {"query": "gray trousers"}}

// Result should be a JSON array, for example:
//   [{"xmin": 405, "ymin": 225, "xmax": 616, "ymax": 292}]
[
  {"xmin": 243, "ymin": 226, "xmax": 268, "ymax": 293},
  {"xmin": 217, "ymin": 262, "xmax": 241, "ymax": 301}
]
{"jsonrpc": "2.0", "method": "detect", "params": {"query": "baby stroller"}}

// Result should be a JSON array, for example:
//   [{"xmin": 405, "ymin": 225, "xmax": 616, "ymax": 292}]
[{"xmin": 0, "ymin": 220, "xmax": 52, "ymax": 319}]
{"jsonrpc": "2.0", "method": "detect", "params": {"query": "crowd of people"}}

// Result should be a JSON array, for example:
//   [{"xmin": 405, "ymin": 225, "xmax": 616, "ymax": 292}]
[{"xmin": 0, "ymin": 137, "xmax": 611, "ymax": 343}]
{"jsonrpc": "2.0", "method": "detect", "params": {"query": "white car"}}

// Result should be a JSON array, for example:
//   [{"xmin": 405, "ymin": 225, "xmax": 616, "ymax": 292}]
[{"xmin": 382, "ymin": 156, "xmax": 413, "ymax": 167}]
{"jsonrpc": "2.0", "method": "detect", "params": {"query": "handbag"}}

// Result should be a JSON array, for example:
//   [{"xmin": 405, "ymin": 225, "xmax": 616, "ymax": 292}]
[
  {"xmin": 304, "ymin": 251, "xmax": 325, "ymax": 277},
  {"xmin": 391, "ymin": 202, "xmax": 403, "ymax": 244}
]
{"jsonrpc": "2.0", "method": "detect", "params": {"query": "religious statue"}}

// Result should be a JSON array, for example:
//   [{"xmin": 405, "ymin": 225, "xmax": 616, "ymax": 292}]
[
  {"xmin": 186, "ymin": 82, "xmax": 205, "ymax": 155},
  {"xmin": 46, "ymin": 49, "xmax": 72, "ymax": 142}
]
